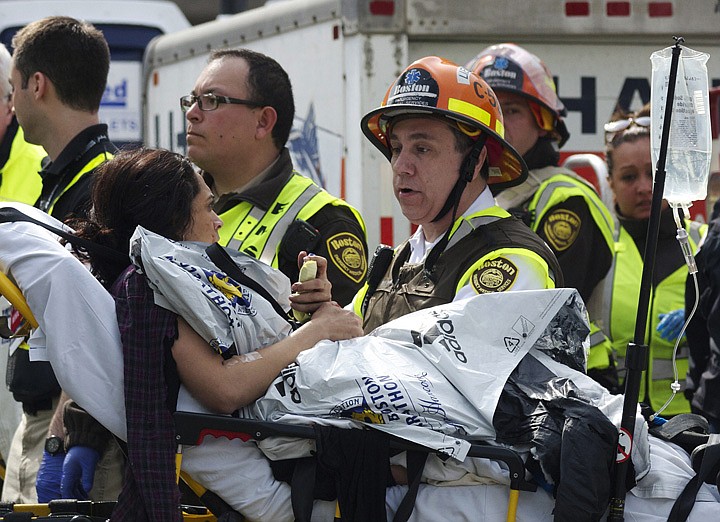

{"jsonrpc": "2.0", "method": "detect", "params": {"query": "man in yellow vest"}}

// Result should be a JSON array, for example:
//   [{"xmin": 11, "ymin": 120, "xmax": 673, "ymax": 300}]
[
  {"xmin": 183, "ymin": 49, "xmax": 367, "ymax": 306},
  {"xmin": 467, "ymin": 44, "xmax": 619, "ymax": 392},
  {"xmin": 0, "ymin": 44, "xmax": 44, "ymax": 205},
  {"xmin": 353, "ymin": 56, "xmax": 563, "ymax": 333},
  {"xmin": 5, "ymin": 16, "xmax": 121, "ymax": 505}
]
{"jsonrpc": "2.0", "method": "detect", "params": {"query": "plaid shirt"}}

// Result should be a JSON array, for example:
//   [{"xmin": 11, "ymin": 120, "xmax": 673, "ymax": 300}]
[{"xmin": 111, "ymin": 265, "xmax": 182, "ymax": 521}]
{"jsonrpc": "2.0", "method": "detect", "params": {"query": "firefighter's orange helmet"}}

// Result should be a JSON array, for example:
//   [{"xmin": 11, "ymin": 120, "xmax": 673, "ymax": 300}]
[
  {"xmin": 466, "ymin": 43, "xmax": 570, "ymax": 148},
  {"xmin": 361, "ymin": 56, "xmax": 528, "ymax": 190}
]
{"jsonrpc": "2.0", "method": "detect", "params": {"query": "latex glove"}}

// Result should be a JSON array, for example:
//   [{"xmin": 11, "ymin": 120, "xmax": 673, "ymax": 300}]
[
  {"xmin": 36, "ymin": 449, "xmax": 65, "ymax": 502},
  {"xmin": 60, "ymin": 445, "xmax": 100, "ymax": 500},
  {"xmin": 657, "ymin": 309, "xmax": 685, "ymax": 341}
]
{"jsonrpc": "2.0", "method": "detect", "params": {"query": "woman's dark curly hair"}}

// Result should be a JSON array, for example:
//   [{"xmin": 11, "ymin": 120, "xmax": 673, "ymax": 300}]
[{"xmin": 68, "ymin": 147, "xmax": 201, "ymax": 287}]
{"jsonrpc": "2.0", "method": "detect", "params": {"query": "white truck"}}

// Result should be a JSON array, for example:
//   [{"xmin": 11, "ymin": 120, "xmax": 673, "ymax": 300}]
[
  {"xmin": 144, "ymin": 0, "xmax": 720, "ymax": 248},
  {"xmin": 0, "ymin": 0, "xmax": 190, "ymax": 146}
]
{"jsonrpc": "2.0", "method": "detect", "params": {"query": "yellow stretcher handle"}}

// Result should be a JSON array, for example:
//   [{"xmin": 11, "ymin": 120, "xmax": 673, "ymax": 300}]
[
  {"xmin": 506, "ymin": 488, "xmax": 519, "ymax": 522},
  {"xmin": 0, "ymin": 271, "xmax": 38, "ymax": 329}
]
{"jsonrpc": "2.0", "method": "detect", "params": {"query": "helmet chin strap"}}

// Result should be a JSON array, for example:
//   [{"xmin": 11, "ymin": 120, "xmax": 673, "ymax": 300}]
[
  {"xmin": 431, "ymin": 134, "xmax": 487, "ymax": 223},
  {"xmin": 425, "ymin": 134, "xmax": 487, "ymax": 278}
]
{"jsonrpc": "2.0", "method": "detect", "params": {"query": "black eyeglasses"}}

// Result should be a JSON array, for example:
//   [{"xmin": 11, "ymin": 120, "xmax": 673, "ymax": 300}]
[
  {"xmin": 180, "ymin": 93, "xmax": 263, "ymax": 113},
  {"xmin": 603, "ymin": 116, "xmax": 651, "ymax": 143}
]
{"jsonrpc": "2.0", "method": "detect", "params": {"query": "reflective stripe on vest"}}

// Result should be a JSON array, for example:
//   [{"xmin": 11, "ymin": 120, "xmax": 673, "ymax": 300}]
[
  {"xmin": 445, "ymin": 206, "xmax": 512, "ymax": 251},
  {"xmin": 352, "ymin": 206, "xmax": 555, "ymax": 317},
  {"xmin": 47, "ymin": 152, "xmax": 112, "ymax": 215},
  {"xmin": 528, "ymin": 173, "xmax": 616, "ymax": 369},
  {"xmin": 529, "ymin": 174, "xmax": 615, "ymax": 253},
  {"xmin": 447, "ymin": 206, "xmax": 556, "ymax": 294},
  {"xmin": 219, "ymin": 173, "xmax": 364, "ymax": 266}
]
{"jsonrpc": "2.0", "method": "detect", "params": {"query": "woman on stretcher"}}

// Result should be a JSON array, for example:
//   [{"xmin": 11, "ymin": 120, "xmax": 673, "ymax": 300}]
[{"xmin": 65, "ymin": 147, "xmax": 362, "ymax": 520}]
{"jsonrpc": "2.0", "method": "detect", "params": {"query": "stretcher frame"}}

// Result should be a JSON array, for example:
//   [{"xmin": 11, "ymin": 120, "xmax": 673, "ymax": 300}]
[{"xmin": 173, "ymin": 411, "xmax": 537, "ymax": 522}]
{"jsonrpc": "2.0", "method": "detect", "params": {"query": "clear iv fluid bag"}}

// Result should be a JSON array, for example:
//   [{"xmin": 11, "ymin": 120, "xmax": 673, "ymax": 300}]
[{"xmin": 650, "ymin": 46, "xmax": 712, "ymax": 206}]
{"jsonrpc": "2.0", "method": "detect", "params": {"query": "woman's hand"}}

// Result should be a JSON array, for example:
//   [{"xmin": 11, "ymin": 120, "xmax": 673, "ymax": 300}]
[
  {"xmin": 296, "ymin": 301, "xmax": 363, "ymax": 344},
  {"xmin": 289, "ymin": 251, "xmax": 332, "ymax": 315}
]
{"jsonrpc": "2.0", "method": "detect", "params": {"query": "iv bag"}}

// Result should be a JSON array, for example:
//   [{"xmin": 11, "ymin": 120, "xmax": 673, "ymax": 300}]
[{"xmin": 650, "ymin": 46, "xmax": 712, "ymax": 207}]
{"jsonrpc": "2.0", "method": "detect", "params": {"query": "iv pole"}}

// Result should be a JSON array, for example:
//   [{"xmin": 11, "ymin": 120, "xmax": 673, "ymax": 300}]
[{"xmin": 607, "ymin": 36, "xmax": 684, "ymax": 521}]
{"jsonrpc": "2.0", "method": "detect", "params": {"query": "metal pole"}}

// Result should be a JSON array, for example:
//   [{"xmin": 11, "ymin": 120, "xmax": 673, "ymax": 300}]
[{"xmin": 607, "ymin": 36, "xmax": 684, "ymax": 521}]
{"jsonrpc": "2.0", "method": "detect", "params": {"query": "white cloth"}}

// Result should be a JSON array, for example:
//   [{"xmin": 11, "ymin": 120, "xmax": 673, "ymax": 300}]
[
  {"xmin": 0, "ymin": 203, "xmax": 126, "ymax": 440},
  {"xmin": 131, "ymin": 226, "xmax": 293, "ymax": 419},
  {"xmin": 131, "ymin": 226, "xmax": 292, "ymax": 361}
]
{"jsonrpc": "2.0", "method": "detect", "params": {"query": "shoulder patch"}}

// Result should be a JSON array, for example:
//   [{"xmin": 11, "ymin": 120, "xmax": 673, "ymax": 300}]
[
  {"xmin": 470, "ymin": 257, "xmax": 518, "ymax": 294},
  {"xmin": 543, "ymin": 209, "xmax": 581, "ymax": 251},
  {"xmin": 326, "ymin": 232, "xmax": 367, "ymax": 283}
]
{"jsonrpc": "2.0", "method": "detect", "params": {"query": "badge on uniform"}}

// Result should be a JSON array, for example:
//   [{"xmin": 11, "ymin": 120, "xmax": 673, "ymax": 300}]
[
  {"xmin": 470, "ymin": 257, "xmax": 518, "ymax": 294},
  {"xmin": 326, "ymin": 232, "xmax": 367, "ymax": 283},
  {"xmin": 543, "ymin": 209, "xmax": 581, "ymax": 251}
]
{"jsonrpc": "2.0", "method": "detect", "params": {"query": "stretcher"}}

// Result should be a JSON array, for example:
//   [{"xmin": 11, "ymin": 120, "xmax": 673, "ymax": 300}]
[
  {"xmin": 1, "ymin": 203, "xmax": 719, "ymax": 522},
  {"xmin": 174, "ymin": 411, "xmax": 537, "ymax": 522}
]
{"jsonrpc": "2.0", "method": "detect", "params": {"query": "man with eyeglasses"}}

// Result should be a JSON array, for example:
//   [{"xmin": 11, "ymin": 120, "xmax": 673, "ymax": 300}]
[
  {"xmin": 467, "ymin": 44, "xmax": 620, "ymax": 393},
  {"xmin": 182, "ymin": 49, "xmax": 368, "ymax": 307}
]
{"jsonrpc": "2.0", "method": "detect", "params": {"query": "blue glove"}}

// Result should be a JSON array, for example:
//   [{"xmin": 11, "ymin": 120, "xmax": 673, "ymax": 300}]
[
  {"xmin": 36, "ymin": 449, "xmax": 65, "ymax": 502},
  {"xmin": 60, "ymin": 445, "xmax": 100, "ymax": 500},
  {"xmin": 657, "ymin": 309, "xmax": 685, "ymax": 341}
]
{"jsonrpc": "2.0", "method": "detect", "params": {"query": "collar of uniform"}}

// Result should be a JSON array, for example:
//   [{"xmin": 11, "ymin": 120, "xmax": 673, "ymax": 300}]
[
  {"xmin": 619, "ymin": 204, "xmax": 680, "ymax": 244},
  {"xmin": 214, "ymin": 147, "xmax": 294, "ymax": 214},
  {"xmin": 0, "ymin": 116, "xmax": 19, "ymax": 168},
  {"xmin": 409, "ymin": 186, "xmax": 495, "ymax": 263},
  {"xmin": 39, "ymin": 124, "xmax": 110, "ymax": 180}
]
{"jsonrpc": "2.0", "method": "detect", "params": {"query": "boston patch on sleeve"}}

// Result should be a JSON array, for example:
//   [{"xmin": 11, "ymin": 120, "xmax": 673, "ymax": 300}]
[
  {"xmin": 470, "ymin": 257, "xmax": 518, "ymax": 294},
  {"xmin": 326, "ymin": 232, "xmax": 367, "ymax": 283},
  {"xmin": 543, "ymin": 209, "xmax": 581, "ymax": 252}
]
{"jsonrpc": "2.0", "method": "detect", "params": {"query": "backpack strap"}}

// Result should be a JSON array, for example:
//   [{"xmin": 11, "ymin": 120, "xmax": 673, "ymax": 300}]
[
  {"xmin": 392, "ymin": 450, "xmax": 429, "ymax": 522},
  {"xmin": 204, "ymin": 243, "xmax": 295, "ymax": 329}
]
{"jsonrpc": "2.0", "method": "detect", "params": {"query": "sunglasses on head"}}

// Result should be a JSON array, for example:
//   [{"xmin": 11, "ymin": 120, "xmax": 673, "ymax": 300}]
[{"xmin": 603, "ymin": 116, "xmax": 651, "ymax": 143}]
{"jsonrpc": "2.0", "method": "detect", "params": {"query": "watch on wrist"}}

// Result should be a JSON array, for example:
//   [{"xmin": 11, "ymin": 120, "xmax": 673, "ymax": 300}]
[{"xmin": 45, "ymin": 435, "xmax": 65, "ymax": 455}]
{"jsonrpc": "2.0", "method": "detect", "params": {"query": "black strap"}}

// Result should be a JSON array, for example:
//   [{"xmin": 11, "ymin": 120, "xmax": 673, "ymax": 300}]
[
  {"xmin": 289, "ymin": 457, "xmax": 317, "ymax": 522},
  {"xmin": 0, "ymin": 207, "xmax": 127, "ymax": 265},
  {"xmin": 667, "ymin": 434, "xmax": 720, "ymax": 521},
  {"xmin": 204, "ymin": 243, "xmax": 294, "ymax": 328},
  {"xmin": 361, "ymin": 244, "xmax": 394, "ymax": 316},
  {"xmin": 392, "ymin": 451, "xmax": 428, "ymax": 522}
]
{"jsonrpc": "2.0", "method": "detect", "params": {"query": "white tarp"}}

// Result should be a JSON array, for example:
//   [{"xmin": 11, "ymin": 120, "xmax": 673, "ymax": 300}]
[
  {"xmin": 131, "ymin": 226, "xmax": 294, "ymax": 417},
  {"xmin": 131, "ymin": 226, "xmax": 292, "ymax": 359},
  {"xmin": 254, "ymin": 289, "xmax": 590, "ymax": 461}
]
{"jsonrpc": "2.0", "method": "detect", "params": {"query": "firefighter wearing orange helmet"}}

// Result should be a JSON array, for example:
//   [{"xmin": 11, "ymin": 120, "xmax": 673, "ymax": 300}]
[
  {"xmin": 467, "ymin": 43, "xmax": 619, "ymax": 391},
  {"xmin": 353, "ymin": 56, "xmax": 563, "ymax": 332}
]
